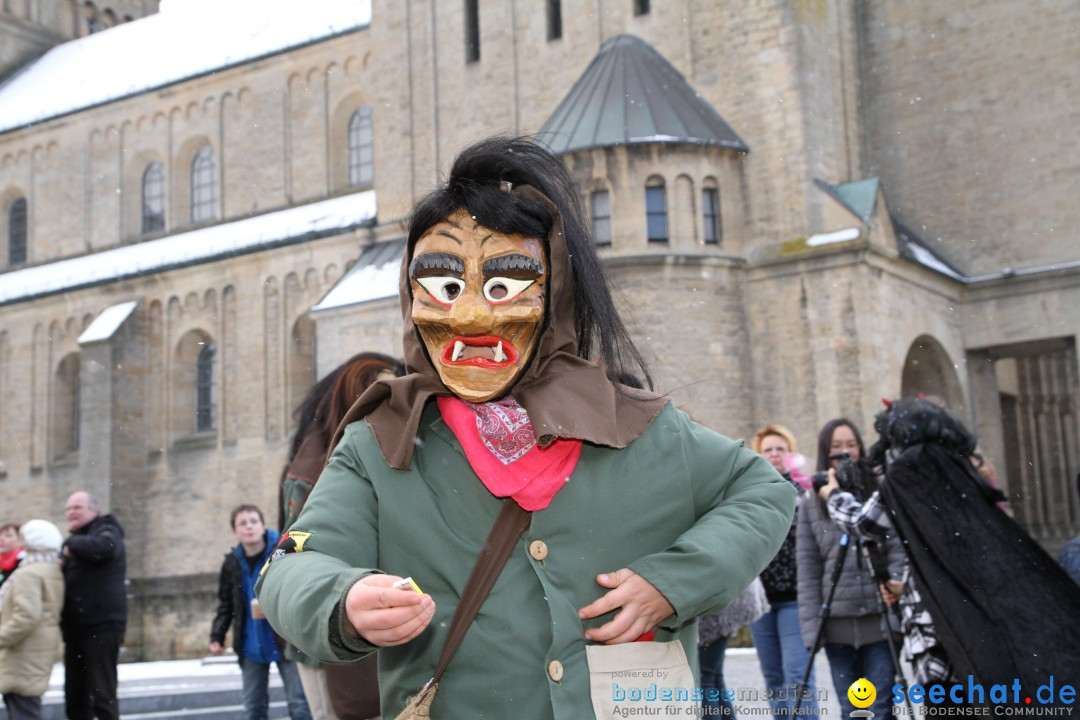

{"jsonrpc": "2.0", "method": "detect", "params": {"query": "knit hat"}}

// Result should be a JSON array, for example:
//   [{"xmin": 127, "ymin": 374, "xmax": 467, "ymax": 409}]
[{"xmin": 19, "ymin": 519, "xmax": 63, "ymax": 553}]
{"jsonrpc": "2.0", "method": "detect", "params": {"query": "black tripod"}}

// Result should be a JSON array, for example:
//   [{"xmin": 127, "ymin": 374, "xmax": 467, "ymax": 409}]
[
  {"xmin": 857, "ymin": 536, "xmax": 914, "ymax": 715},
  {"xmin": 794, "ymin": 532, "xmax": 850, "ymax": 715},
  {"xmin": 793, "ymin": 533, "xmax": 913, "ymax": 715}
]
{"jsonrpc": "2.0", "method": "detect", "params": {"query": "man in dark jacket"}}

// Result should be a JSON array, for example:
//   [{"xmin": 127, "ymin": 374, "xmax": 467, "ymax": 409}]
[{"xmin": 62, "ymin": 490, "xmax": 127, "ymax": 720}]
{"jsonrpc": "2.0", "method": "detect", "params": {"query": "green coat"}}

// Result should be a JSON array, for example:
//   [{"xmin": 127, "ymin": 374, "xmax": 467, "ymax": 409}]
[{"xmin": 257, "ymin": 402, "xmax": 795, "ymax": 719}]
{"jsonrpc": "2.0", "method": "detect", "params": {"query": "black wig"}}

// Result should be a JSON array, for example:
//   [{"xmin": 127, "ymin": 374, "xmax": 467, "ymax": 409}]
[{"xmin": 867, "ymin": 397, "xmax": 978, "ymax": 470}]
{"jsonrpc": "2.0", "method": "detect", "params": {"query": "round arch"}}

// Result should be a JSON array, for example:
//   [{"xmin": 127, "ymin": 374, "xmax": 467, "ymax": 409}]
[{"xmin": 900, "ymin": 334, "xmax": 964, "ymax": 411}]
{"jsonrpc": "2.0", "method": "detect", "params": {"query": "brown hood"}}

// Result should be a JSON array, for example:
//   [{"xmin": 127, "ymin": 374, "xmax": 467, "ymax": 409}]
[{"xmin": 331, "ymin": 185, "xmax": 667, "ymax": 470}]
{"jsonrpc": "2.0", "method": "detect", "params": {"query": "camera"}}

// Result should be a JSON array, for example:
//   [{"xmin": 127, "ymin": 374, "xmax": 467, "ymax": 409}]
[{"xmin": 811, "ymin": 452, "xmax": 863, "ymax": 497}]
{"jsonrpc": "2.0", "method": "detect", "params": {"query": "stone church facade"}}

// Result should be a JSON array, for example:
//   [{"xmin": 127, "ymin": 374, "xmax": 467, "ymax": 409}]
[{"xmin": 0, "ymin": 0, "xmax": 1076, "ymax": 659}]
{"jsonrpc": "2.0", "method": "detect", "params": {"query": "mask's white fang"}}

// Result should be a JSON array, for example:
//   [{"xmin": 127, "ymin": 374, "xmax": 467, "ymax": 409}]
[
  {"xmin": 494, "ymin": 341, "xmax": 506, "ymax": 363},
  {"xmin": 452, "ymin": 340, "xmax": 465, "ymax": 362}
]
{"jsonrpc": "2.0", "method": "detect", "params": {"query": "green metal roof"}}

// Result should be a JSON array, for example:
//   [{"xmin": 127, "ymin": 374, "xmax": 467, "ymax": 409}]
[
  {"xmin": 537, "ymin": 35, "xmax": 748, "ymax": 155},
  {"xmin": 814, "ymin": 177, "xmax": 880, "ymax": 225}
]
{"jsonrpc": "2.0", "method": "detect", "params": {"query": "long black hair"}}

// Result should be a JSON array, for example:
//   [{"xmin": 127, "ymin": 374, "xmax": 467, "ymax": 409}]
[
  {"xmin": 407, "ymin": 135, "xmax": 653, "ymax": 390},
  {"xmin": 815, "ymin": 417, "xmax": 867, "ymax": 472}
]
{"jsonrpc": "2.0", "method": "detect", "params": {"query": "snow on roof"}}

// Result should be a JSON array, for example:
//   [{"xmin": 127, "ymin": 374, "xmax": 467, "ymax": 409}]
[
  {"xmin": 807, "ymin": 227, "xmax": 861, "ymax": 247},
  {"xmin": 311, "ymin": 238, "xmax": 403, "ymax": 311},
  {"xmin": 0, "ymin": 190, "xmax": 376, "ymax": 305},
  {"xmin": 904, "ymin": 241, "xmax": 966, "ymax": 281},
  {"xmin": 77, "ymin": 300, "xmax": 138, "ymax": 344},
  {"xmin": 0, "ymin": 0, "xmax": 371, "ymax": 134}
]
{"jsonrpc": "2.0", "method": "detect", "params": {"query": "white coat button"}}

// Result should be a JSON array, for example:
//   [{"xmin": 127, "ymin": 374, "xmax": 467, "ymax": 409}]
[
  {"xmin": 529, "ymin": 540, "xmax": 549, "ymax": 560},
  {"xmin": 547, "ymin": 660, "xmax": 564, "ymax": 681}
]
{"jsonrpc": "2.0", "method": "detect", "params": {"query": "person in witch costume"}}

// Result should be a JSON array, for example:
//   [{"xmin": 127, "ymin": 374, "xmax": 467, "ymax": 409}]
[
  {"xmin": 256, "ymin": 136, "xmax": 796, "ymax": 719},
  {"xmin": 820, "ymin": 397, "xmax": 1080, "ymax": 702}
]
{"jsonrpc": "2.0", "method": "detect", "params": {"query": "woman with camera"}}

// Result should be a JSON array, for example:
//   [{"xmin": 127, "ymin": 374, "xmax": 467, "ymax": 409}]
[{"xmin": 796, "ymin": 419, "xmax": 903, "ymax": 719}]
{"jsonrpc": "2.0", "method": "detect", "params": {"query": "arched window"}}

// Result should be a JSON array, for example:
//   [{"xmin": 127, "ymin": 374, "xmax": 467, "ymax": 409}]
[
  {"xmin": 702, "ymin": 186, "xmax": 721, "ymax": 245},
  {"xmin": 8, "ymin": 197, "xmax": 27, "ymax": 266},
  {"xmin": 645, "ymin": 180, "xmax": 668, "ymax": 244},
  {"xmin": 142, "ymin": 162, "xmax": 165, "ymax": 234},
  {"xmin": 348, "ymin": 107, "xmax": 374, "ymax": 187},
  {"xmin": 591, "ymin": 190, "xmax": 611, "ymax": 246},
  {"xmin": 195, "ymin": 342, "xmax": 216, "ymax": 432},
  {"xmin": 173, "ymin": 330, "xmax": 218, "ymax": 443},
  {"xmin": 52, "ymin": 353, "xmax": 80, "ymax": 458},
  {"xmin": 190, "ymin": 146, "xmax": 216, "ymax": 223}
]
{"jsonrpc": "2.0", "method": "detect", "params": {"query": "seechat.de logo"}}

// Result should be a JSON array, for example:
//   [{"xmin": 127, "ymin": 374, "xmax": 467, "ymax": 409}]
[{"xmin": 891, "ymin": 676, "xmax": 1076, "ymax": 716}]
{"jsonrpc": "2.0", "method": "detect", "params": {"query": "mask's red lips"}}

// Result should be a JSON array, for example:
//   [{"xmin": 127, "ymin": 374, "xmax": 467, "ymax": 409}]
[{"xmin": 441, "ymin": 335, "xmax": 518, "ymax": 368}]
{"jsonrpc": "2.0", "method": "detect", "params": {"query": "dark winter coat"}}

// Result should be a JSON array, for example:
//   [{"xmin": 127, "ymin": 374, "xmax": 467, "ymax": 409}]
[
  {"xmin": 796, "ymin": 489, "xmax": 904, "ymax": 649},
  {"xmin": 210, "ymin": 532, "xmax": 286, "ymax": 657},
  {"xmin": 60, "ymin": 514, "xmax": 127, "ymax": 639},
  {"xmin": 758, "ymin": 474, "xmax": 801, "ymax": 603}
]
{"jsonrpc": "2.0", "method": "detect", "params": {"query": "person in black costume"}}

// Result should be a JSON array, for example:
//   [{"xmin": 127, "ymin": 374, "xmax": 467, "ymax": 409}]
[{"xmin": 825, "ymin": 397, "xmax": 1080, "ymax": 703}]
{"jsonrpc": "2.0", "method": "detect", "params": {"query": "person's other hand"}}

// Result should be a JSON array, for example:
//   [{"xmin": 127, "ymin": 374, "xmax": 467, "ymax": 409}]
[
  {"xmin": 344, "ymin": 574, "xmax": 435, "ymax": 647},
  {"xmin": 818, "ymin": 468, "xmax": 840, "ymax": 501},
  {"xmin": 880, "ymin": 580, "xmax": 903, "ymax": 607},
  {"xmin": 577, "ymin": 568, "xmax": 674, "ymax": 644},
  {"xmin": 209, "ymin": 641, "xmax": 224, "ymax": 655}
]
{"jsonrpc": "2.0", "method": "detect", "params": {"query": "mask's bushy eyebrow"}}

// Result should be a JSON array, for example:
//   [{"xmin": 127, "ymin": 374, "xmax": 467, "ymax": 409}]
[
  {"xmin": 483, "ymin": 254, "xmax": 544, "ymax": 276},
  {"xmin": 409, "ymin": 252, "xmax": 464, "ymax": 277}
]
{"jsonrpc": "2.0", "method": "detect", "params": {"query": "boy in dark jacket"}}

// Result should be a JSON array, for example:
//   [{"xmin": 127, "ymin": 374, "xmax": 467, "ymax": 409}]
[{"xmin": 210, "ymin": 504, "xmax": 311, "ymax": 720}]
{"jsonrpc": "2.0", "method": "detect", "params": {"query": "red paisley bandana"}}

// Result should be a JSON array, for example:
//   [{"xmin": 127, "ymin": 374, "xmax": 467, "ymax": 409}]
[
  {"xmin": 437, "ymin": 395, "xmax": 582, "ymax": 511},
  {"xmin": 472, "ymin": 396, "xmax": 536, "ymax": 463}
]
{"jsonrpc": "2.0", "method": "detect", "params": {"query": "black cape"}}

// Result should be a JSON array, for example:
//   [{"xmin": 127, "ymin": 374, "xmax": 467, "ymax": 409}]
[{"xmin": 880, "ymin": 443, "xmax": 1080, "ymax": 699}]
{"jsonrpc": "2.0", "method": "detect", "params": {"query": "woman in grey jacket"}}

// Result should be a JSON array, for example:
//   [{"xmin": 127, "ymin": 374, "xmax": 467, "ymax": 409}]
[{"xmin": 796, "ymin": 419, "xmax": 903, "ymax": 719}]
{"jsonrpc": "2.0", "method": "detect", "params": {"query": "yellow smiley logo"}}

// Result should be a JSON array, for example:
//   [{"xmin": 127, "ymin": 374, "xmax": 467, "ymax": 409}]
[{"xmin": 848, "ymin": 678, "xmax": 877, "ymax": 709}]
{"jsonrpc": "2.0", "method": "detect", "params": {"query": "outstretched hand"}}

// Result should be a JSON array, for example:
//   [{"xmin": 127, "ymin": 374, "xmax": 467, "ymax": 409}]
[
  {"xmin": 344, "ymin": 574, "xmax": 435, "ymax": 647},
  {"xmin": 577, "ymin": 568, "xmax": 674, "ymax": 644}
]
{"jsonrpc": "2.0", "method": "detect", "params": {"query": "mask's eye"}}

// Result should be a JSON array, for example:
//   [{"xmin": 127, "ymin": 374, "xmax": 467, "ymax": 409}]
[
  {"xmin": 416, "ymin": 277, "xmax": 465, "ymax": 305},
  {"xmin": 483, "ymin": 277, "xmax": 535, "ymax": 304}
]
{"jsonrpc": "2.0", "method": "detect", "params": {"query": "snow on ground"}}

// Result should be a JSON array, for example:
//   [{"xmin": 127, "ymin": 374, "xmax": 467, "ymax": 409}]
[{"xmin": 44, "ymin": 656, "xmax": 244, "ymax": 699}]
